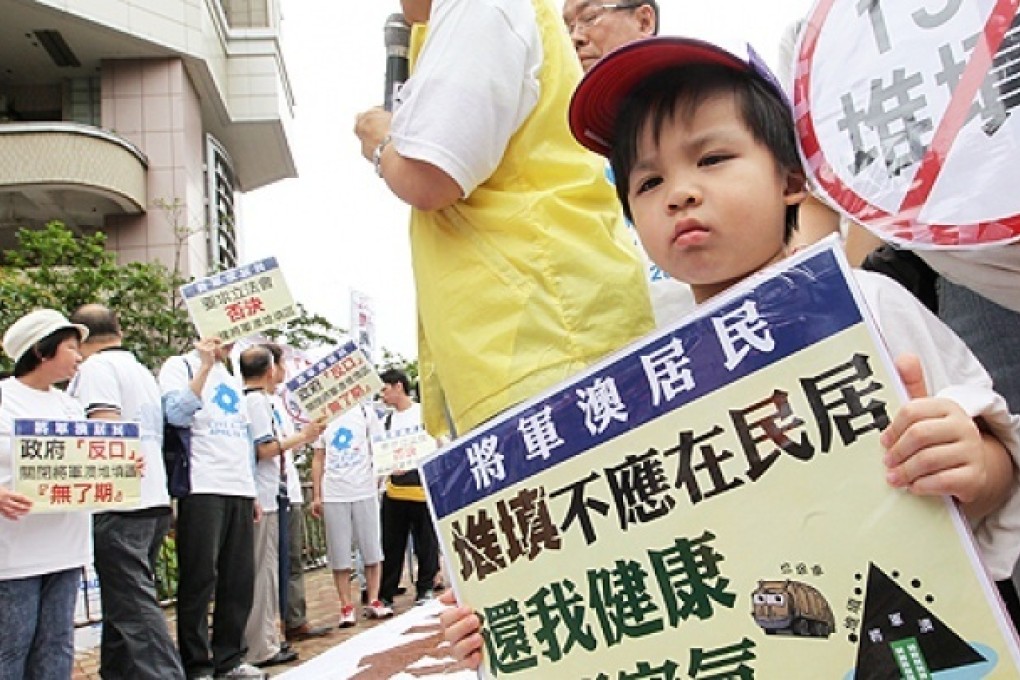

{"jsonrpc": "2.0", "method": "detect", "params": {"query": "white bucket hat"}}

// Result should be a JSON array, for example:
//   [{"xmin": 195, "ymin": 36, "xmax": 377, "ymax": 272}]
[{"xmin": 2, "ymin": 309, "xmax": 89, "ymax": 363}]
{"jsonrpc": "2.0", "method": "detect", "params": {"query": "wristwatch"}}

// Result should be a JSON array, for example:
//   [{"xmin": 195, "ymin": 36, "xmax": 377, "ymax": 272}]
[{"xmin": 372, "ymin": 135, "xmax": 392, "ymax": 177}]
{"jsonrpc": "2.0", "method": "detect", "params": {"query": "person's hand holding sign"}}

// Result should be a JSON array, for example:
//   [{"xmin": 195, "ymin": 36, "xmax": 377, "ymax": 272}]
[
  {"xmin": 0, "ymin": 488, "xmax": 33, "ymax": 520},
  {"xmin": 438, "ymin": 590, "xmax": 483, "ymax": 670},
  {"xmin": 882, "ymin": 354, "xmax": 1015, "ymax": 522}
]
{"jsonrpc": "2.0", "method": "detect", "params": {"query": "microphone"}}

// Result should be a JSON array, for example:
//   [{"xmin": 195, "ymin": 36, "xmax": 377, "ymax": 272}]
[{"xmin": 383, "ymin": 13, "xmax": 411, "ymax": 112}]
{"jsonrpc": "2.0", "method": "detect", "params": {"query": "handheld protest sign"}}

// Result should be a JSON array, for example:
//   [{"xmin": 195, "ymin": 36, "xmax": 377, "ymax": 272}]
[
  {"xmin": 14, "ymin": 419, "xmax": 142, "ymax": 512},
  {"xmin": 421, "ymin": 240, "xmax": 1020, "ymax": 678},
  {"xmin": 795, "ymin": 0, "xmax": 1020, "ymax": 247},
  {"xmin": 285, "ymin": 342, "xmax": 382, "ymax": 426},
  {"xmin": 372, "ymin": 426, "xmax": 437, "ymax": 477},
  {"xmin": 181, "ymin": 257, "xmax": 298, "ymax": 342}
]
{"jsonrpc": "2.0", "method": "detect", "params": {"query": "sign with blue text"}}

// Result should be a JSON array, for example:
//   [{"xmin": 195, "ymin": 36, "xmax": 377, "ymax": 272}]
[
  {"xmin": 285, "ymin": 341, "xmax": 382, "ymax": 425},
  {"xmin": 421, "ymin": 241, "xmax": 1020, "ymax": 678}
]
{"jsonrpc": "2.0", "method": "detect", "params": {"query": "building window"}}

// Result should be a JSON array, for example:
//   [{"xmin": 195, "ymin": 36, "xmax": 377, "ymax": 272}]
[
  {"xmin": 206, "ymin": 134, "xmax": 238, "ymax": 271},
  {"xmin": 219, "ymin": 0, "xmax": 271, "ymax": 29}
]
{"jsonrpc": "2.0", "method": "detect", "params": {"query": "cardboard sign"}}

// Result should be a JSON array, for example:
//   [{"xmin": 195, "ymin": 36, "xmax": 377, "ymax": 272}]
[
  {"xmin": 795, "ymin": 0, "xmax": 1020, "ymax": 247},
  {"xmin": 181, "ymin": 257, "xmax": 298, "ymax": 341},
  {"xmin": 421, "ymin": 241, "xmax": 1020, "ymax": 678},
  {"xmin": 372, "ymin": 426, "xmax": 437, "ymax": 477},
  {"xmin": 14, "ymin": 419, "xmax": 141, "ymax": 512},
  {"xmin": 285, "ymin": 342, "xmax": 382, "ymax": 425}
]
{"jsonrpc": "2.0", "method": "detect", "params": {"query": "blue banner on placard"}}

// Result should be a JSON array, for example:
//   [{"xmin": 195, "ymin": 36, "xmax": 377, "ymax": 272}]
[{"xmin": 423, "ymin": 247, "xmax": 861, "ymax": 519}]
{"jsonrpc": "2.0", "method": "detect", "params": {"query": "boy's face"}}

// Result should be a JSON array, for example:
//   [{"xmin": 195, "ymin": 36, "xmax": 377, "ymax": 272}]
[{"xmin": 626, "ymin": 91, "xmax": 806, "ymax": 304}]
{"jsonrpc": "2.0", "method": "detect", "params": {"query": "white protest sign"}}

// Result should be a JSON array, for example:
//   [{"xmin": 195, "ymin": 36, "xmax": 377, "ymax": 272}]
[
  {"xmin": 181, "ymin": 257, "xmax": 298, "ymax": 341},
  {"xmin": 284, "ymin": 342, "xmax": 383, "ymax": 425},
  {"xmin": 13, "ymin": 419, "xmax": 142, "ymax": 512},
  {"xmin": 372, "ymin": 426, "xmax": 437, "ymax": 477},
  {"xmin": 795, "ymin": 0, "xmax": 1020, "ymax": 247}
]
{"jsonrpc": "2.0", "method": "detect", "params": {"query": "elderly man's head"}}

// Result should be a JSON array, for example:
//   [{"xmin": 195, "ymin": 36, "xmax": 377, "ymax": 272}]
[{"xmin": 563, "ymin": 0, "xmax": 659, "ymax": 72}]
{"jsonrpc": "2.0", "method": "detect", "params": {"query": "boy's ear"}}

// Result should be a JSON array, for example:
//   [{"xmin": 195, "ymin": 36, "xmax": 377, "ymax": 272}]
[{"xmin": 782, "ymin": 168, "xmax": 809, "ymax": 207}]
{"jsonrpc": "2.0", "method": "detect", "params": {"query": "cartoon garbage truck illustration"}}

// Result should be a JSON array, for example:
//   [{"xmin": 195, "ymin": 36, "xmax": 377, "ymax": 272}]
[{"xmin": 751, "ymin": 579, "xmax": 835, "ymax": 638}]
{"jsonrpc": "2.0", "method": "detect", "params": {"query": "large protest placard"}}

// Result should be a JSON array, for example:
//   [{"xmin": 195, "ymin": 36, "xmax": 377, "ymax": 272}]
[
  {"xmin": 181, "ymin": 257, "xmax": 298, "ymax": 342},
  {"xmin": 372, "ymin": 426, "xmax": 437, "ymax": 477},
  {"xmin": 794, "ymin": 0, "xmax": 1020, "ymax": 247},
  {"xmin": 285, "ymin": 342, "xmax": 383, "ymax": 425},
  {"xmin": 421, "ymin": 241, "xmax": 1020, "ymax": 678},
  {"xmin": 13, "ymin": 419, "xmax": 141, "ymax": 512}
]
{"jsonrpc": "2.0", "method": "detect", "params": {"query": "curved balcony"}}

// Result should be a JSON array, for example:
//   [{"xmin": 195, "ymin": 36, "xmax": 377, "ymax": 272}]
[{"xmin": 0, "ymin": 122, "xmax": 148, "ymax": 229}]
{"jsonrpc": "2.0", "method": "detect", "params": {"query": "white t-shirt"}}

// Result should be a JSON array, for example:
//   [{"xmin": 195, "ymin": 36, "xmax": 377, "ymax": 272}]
[
  {"xmin": 158, "ymin": 354, "xmax": 254, "ymax": 498},
  {"xmin": 0, "ymin": 378, "xmax": 91, "ymax": 580},
  {"xmin": 247, "ymin": 389, "xmax": 282, "ymax": 512},
  {"xmin": 391, "ymin": 0, "xmax": 542, "ymax": 196},
  {"xmin": 68, "ymin": 348, "xmax": 170, "ymax": 511},
  {"xmin": 316, "ymin": 405, "xmax": 383, "ymax": 503},
  {"xmin": 386, "ymin": 401, "xmax": 423, "ymax": 432},
  {"xmin": 857, "ymin": 269, "xmax": 1020, "ymax": 580},
  {"xmin": 270, "ymin": 394, "xmax": 303, "ymax": 505}
]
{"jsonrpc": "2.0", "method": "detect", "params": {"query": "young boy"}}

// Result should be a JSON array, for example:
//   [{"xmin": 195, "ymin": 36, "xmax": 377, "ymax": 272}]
[{"xmin": 440, "ymin": 36, "xmax": 1020, "ymax": 666}]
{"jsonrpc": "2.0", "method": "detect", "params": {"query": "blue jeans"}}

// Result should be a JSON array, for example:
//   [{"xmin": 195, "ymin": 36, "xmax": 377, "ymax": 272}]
[{"xmin": 0, "ymin": 567, "xmax": 80, "ymax": 680}]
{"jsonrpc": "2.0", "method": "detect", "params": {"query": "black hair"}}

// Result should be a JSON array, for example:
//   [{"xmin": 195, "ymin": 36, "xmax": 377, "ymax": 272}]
[
  {"xmin": 239, "ymin": 345, "xmax": 274, "ymax": 380},
  {"xmin": 261, "ymin": 342, "xmax": 284, "ymax": 363},
  {"xmin": 69, "ymin": 304, "xmax": 120, "ymax": 341},
  {"xmin": 609, "ymin": 63, "xmax": 802, "ymax": 241},
  {"xmin": 379, "ymin": 367, "xmax": 411, "ymax": 395},
  {"xmin": 13, "ymin": 327, "xmax": 82, "ymax": 378}
]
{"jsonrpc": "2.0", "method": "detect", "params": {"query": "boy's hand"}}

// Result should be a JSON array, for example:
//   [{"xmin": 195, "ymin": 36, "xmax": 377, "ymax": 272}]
[
  {"xmin": 0, "ymin": 488, "xmax": 33, "ymax": 520},
  {"xmin": 438, "ymin": 590, "xmax": 484, "ymax": 670},
  {"xmin": 881, "ymin": 354, "xmax": 993, "ymax": 506}
]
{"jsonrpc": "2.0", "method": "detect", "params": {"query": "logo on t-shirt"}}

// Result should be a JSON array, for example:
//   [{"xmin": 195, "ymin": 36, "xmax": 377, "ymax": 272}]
[
  {"xmin": 212, "ymin": 384, "xmax": 240, "ymax": 414},
  {"xmin": 331, "ymin": 427, "xmax": 354, "ymax": 451}
]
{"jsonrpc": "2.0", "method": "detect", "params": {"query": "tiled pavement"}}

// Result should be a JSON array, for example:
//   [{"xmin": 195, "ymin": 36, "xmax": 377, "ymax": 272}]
[{"xmin": 72, "ymin": 568, "xmax": 440, "ymax": 679}]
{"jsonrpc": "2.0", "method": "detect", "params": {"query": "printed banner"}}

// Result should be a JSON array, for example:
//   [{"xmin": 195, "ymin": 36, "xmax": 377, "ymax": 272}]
[
  {"xmin": 795, "ymin": 0, "xmax": 1020, "ymax": 247},
  {"xmin": 14, "ymin": 419, "xmax": 142, "ymax": 512},
  {"xmin": 421, "ymin": 241, "xmax": 1020, "ymax": 678},
  {"xmin": 285, "ymin": 342, "xmax": 383, "ymax": 425},
  {"xmin": 350, "ymin": 289, "xmax": 377, "ymax": 365},
  {"xmin": 181, "ymin": 257, "xmax": 298, "ymax": 342},
  {"xmin": 372, "ymin": 426, "xmax": 437, "ymax": 477}
]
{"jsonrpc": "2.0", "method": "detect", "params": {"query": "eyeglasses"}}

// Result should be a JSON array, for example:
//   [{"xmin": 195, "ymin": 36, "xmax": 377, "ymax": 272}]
[{"xmin": 566, "ymin": 2, "xmax": 644, "ymax": 36}]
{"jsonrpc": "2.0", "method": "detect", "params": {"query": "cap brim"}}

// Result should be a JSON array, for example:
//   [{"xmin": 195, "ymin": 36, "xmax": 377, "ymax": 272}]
[{"xmin": 569, "ymin": 37, "xmax": 755, "ymax": 157}]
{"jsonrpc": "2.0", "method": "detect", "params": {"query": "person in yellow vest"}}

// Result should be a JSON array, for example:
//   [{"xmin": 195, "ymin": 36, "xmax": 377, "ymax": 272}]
[{"xmin": 354, "ymin": 0, "xmax": 654, "ymax": 437}]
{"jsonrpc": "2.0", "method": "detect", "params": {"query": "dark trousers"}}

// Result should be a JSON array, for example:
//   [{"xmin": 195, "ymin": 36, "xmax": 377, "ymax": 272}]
[
  {"xmin": 93, "ymin": 511, "xmax": 183, "ymax": 680},
  {"xmin": 175, "ymin": 494, "xmax": 255, "ymax": 678},
  {"xmin": 284, "ymin": 504, "xmax": 306, "ymax": 629},
  {"xmin": 379, "ymin": 495, "xmax": 439, "ymax": 601}
]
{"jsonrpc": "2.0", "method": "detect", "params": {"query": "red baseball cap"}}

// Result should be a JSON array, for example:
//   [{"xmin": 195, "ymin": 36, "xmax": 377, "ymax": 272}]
[{"xmin": 569, "ymin": 36, "xmax": 787, "ymax": 157}]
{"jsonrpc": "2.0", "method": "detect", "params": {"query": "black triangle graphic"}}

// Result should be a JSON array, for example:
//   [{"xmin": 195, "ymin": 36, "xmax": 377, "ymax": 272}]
[{"xmin": 854, "ymin": 563, "xmax": 985, "ymax": 679}]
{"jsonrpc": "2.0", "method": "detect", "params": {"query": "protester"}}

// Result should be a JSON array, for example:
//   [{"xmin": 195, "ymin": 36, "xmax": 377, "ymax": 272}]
[
  {"xmin": 67, "ymin": 303, "xmax": 184, "ymax": 679},
  {"xmin": 0, "ymin": 309, "xmax": 89, "ymax": 679},
  {"xmin": 561, "ymin": 0, "xmax": 694, "ymax": 327},
  {"xmin": 441, "ymin": 35, "xmax": 1020, "ymax": 665},
  {"xmin": 160, "ymin": 337, "xmax": 265, "ymax": 680},
  {"xmin": 377, "ymin": 368, "xmax": 439, "ymax": 608},
  {"xmin": 354, "ymin": 0, "xmax": 654, "ymax": 436},
  {"xmin": 258, "ymin": 343, "xmax": 333, "ymax": 644},
  {"xmin": 311, "ymin": 402, "xmax": 391, "ymax": 626},
  {"xmin": 240, "ymin": 346, "xmax": 323, "ymax": 668}
]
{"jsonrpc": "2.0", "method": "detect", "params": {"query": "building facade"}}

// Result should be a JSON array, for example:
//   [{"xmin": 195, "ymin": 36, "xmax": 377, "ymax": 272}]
[{"xmin": 0, "ymin": 0, "xmax": 295, "ymax": 276}]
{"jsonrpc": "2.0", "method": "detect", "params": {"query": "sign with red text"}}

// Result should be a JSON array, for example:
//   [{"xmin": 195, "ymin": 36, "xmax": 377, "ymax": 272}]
[
  {"xmin": 422, "ymin": 241, "xmax": 1020, "ymax": 678},
  {"xmin": 372, "ymin": 426, "xmax": 437, "ymax": 477},
  {"xmin": 181, "ymin": 257, "xmax": 298, "ymax": 341},
  {"xmin": 14, "ymin": 419, "xmax": 141, "ymax": 512},
  {"xmin": 285, "ymin": 342, "xmax": 382, "ymax": 425},
  {"xmin": 795, "ymin": 0, "xmax": 1020, "ymax": 246}
]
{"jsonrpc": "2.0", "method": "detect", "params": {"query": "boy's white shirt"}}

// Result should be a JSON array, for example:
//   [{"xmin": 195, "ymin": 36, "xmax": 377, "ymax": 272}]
[{"xmin": 855, "ymin": 268, "xmax": 1020, "ymax": 580}]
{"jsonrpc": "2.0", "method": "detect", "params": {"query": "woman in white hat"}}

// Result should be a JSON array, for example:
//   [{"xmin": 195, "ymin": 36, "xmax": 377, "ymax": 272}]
[{"xmin": 0, "ymin": 308, "xmax": 89, "ymax": 679}]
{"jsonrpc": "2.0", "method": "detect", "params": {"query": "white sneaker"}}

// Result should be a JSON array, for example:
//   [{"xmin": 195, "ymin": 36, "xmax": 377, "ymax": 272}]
[
  {"xmin": 215, "ymin": 663, "xmax": 267, "ymax": 679},
  {"xmin": 338, "ymin": 603, "xmax": 357, "ymax": 628},
  {"xmin": 364, "ymin": 599, "xmax": 394, "ymax": 619}
]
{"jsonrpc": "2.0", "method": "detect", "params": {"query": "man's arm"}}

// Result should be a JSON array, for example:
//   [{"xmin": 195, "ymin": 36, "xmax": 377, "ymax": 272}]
[
  {"xmin": 354, "ymin": 108, "xmax": 462, "ymax": 211},
  {"xmin": 310, "ymin": 446, "xmax": 325, "ymax": 519}
]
